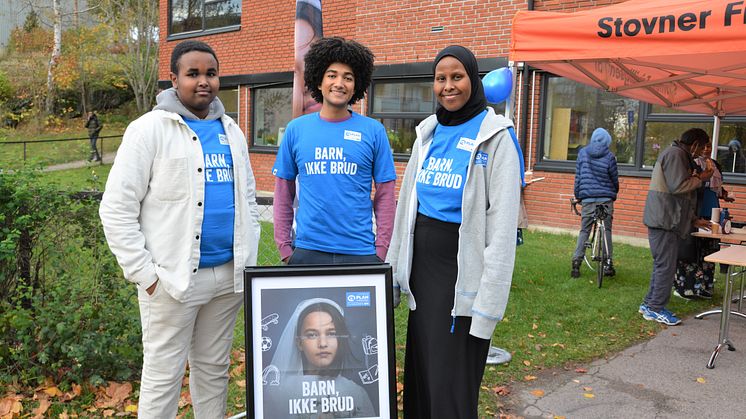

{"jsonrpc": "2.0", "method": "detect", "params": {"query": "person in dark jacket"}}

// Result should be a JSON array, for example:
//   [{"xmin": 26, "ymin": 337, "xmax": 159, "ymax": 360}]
[
  {"xmin": 571, "ymin": 127, "xmax": 619, "ymax": 278},
  {"xmin": 85, "ymin": 111, "xmax": 103, "ymax": 162},
  {"xmin": 639, "ymin": 128, "xmax": 713, "ymax": 326}
]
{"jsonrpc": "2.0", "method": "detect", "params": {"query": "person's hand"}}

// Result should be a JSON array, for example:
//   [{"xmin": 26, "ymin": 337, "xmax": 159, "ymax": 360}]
[
  {"xmin": 693, "ymin": 218, "xmax": 712, "ymax": 230},
  {"xmin": 146, "ymin": 280, "xmax": 158, "ymax": 295},
  {"xmin": 698, "ymin": 165, "xmax": 714, "ymax": 181}
]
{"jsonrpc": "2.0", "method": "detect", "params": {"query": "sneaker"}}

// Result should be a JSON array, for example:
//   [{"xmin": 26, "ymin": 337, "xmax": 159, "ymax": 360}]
[
  {"xmin": 660, "ymin": 307, "xmax": 677, "ymax": 317},
  {"xmin": 486, "ymin": 346, "xmax": 512, "ymax": 365},
  {"xmin": 673, "ymin": 288, "xmax": 697, "ymax": 300},
  {"xmin": 643, "ymin": 307, "xmax": 681, "ymax": 326},
  {"xmin": 571, "ymin": 259, "xmax": 581, "ymax": 278},
  {"xmin": 638, "ymin": 303, "xmax": 651, "ymax": 316},
  {"xmin": 696, "ymin": 288, "xmax": 713, "ymax": 299}
]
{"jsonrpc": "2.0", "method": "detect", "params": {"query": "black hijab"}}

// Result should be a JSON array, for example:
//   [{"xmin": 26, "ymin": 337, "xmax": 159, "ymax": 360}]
[{"xmin": 433, "ymin": 45, "xmax": 487, "ymax": 126}]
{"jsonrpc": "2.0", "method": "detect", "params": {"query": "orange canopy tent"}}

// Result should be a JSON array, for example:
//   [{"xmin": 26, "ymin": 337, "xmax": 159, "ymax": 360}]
[{"xmin": 509, "ymin": 0, "xmax": 746, "ymax": 146}]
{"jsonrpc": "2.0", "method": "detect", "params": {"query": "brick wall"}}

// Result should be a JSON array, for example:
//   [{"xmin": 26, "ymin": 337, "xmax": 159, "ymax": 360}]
[{"xmin": 158, "ymin": 0, "xmax": 746, "ymax": 240}]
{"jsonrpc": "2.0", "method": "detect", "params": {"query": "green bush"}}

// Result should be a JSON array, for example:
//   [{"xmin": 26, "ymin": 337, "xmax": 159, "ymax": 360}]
[
  {"xmin": 0, "ymin": 70, "xmax": 12, "ymax": 102},
  {"xmin": 0, "ymin": 168, "xmax": 142, "ymax": 386}
]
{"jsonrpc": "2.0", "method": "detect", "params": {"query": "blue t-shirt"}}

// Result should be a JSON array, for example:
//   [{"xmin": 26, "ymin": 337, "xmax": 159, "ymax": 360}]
[
  {"xmin": 417, "ymin": 110, "xmax": 487, "ymax": 223},
  {"xmin": 184, "ymin": 118, "xmax": 235, "ymax": 268},
  {"xmin": 272, "ymin": 112, "xmax": 396, "ymax": 255}
]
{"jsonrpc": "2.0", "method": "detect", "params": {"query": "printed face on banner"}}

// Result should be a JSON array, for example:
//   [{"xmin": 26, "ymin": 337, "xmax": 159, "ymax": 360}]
[{"xmin": 258, "ymin": 286, "xmax": 381, "ymax": 418}]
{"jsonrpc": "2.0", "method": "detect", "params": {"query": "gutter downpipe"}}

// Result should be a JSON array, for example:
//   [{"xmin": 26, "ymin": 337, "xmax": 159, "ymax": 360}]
[{"xmin": 520, "ymin": 0, "xmax": 533, "ymax": 171}]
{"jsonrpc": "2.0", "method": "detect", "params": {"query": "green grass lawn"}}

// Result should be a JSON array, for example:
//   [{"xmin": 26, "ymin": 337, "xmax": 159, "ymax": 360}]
[
  {"xmin": 35, "ymin": 166, "xmax": 719, "ymax": 417},
  {"xmin": 39, "ymin": 164, "xmax": 112, "ymax": 191}
]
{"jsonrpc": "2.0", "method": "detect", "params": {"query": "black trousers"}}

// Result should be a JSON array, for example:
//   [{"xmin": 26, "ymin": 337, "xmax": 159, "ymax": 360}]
[{"xmin": 403, "ymin": 214, "xmax": 490, "ymax": 419}]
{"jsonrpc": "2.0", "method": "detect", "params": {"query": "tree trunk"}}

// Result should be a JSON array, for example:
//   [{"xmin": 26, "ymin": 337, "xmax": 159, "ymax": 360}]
[{"xmin": 45, "ymin": 0, "xmax": 62, "ymax": 115}]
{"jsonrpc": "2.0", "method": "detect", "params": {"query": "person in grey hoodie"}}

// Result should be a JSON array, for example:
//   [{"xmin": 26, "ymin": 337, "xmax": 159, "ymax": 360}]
[
  {"xmin": 387, "ymin": 45, "xmax": 521, "ymax": 419},
  {"xmin": 99, "ymin": 40, "xmax": 260, "ymax": 418},
  {"xmin": 571, "ymin": 127, "xmax": 619, "ymax": 278}
]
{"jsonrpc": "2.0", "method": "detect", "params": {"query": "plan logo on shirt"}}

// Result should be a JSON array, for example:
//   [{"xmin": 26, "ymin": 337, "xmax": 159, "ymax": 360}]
[
  {"xmin": 456, "ymin": 137, "xmax": 476, "ymax": 152},
  {"xmin": 343, "ymin": 130, "xmax": 362, "ymax": 142},
  {"xmin": 474, "ymin": 151, "xmax": 489, "ymax": 167},
  {"xmin": 218, "ymin": 134, "xmax": 229, "ymax": 145}
]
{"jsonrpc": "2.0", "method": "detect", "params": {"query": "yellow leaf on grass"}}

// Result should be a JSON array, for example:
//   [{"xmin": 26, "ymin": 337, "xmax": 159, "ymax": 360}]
[
  {"xmin": 583, "ymin": 393, "xmax": 595, "ymax": 398},
  {"xmin": 554, "ymin": 416, "xmax": 567, "ymax": 419},
  {"xmin": 125, "ymin": 404, "xmax": 138, "ymax": 413},
  {"xmin": 530, "ymin": 389, "xmax": 545, "ymax": 397},
  {"xmin": 532, "ymin": 323, "xmax": 539, "ymax": 330},
  {"xmin": 696, "ymin": 377, "xmax": 706, "ymax": 384},
  {"xmin": 523, "ymin": 360, "xmax": 531, "ymax": 366},
  {"xmin": 524, "ymin": 375, "xmax": 537, "ymax": 381},
  {"xmin": 236, "ymin": 380, "xmax": 246, "ymax": 388},
  {"xmin": 43, "ymin": 386, "xmax": 63, "ymax": 397}
]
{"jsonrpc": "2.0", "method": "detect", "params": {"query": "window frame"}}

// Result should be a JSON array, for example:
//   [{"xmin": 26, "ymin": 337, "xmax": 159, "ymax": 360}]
[
  {"xmin": 534, "ymin": 71, "xmax": 746, "ymax": 183},
  {"xmin": 250, "ymin": 82, "xmax": 294, "ymax": 150},
  {"xmin": 167, "ymin": 0, "xmax": 241, "ymax": 40},
  {"xmin": 369, "ymin": 77, "xmax": 436, "ymax": 159}
]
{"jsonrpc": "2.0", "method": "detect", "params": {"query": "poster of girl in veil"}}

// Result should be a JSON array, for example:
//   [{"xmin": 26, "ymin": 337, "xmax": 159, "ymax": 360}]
[{"xmin": 245, "ymin": 265, "xmax": 396, "ymax": 418}]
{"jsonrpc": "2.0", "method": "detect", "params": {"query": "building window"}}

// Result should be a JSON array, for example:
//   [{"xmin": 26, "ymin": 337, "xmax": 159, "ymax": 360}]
[
  {"xmin": 644, "ymin": 121, "xmax": 746, "ymax": 174},
  {"xmin": 539, "ymin": 75, "xmax": 746, "ymax": 178},
  {"xmin": 170, "ymin": 0, "xmax": 241, "ymax": 36},
  {"xmin": 218, "ymin": 87, "xmax": 238, "ymax": 120},
  {"xmin": 253, "ymin": 85, "xmax": 292, "ymax": 147},
  {"xmin": 370, "ymin": 79, "xmax": 506, "ymax": 155},
  {"xmin": 542, "ymin": 76, "xmax": 639, "ymax": 164},
  {"xmin": 371, "ymin": 80, "xmax": 433, "ymax": 154}
]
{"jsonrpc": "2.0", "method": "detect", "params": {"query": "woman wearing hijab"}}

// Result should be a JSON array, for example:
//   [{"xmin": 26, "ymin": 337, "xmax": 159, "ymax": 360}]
[
  {"xmin": 387, "ymin": 46, "xmax": 521, "ymax": 418},
  {"xmin": 263, "ymin": 298, "xmax": 376, "ymax": 418}
]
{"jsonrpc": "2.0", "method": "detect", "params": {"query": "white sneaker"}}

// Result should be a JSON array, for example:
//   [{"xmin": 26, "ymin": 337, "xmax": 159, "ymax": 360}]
[{"xmin": 486, "ymin": 346, "xmax": 512, "ymax": 364}]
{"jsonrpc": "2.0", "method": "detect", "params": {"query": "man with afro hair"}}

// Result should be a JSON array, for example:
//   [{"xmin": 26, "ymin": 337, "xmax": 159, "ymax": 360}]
[{"xmin": 272, "ymin": 37, "xmax": 396, "ymax": 265}]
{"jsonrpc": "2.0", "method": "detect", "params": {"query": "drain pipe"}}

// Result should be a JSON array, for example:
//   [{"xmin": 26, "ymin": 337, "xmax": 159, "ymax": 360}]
[{"xmin": 520, "ymin": 0, "xmax": 534, "ymax": 172}]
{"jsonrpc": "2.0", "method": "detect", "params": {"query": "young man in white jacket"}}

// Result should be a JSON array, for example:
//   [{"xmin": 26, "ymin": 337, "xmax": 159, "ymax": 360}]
[{"xmin": 99, "ymin": 40, "xmax": 260, "ymax": 418}]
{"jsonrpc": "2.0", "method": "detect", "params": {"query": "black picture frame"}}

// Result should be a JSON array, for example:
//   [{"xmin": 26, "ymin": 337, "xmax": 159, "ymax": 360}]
[{"xmin": 244, "ymin": 264, "xmax": 396, "ymax": 418}]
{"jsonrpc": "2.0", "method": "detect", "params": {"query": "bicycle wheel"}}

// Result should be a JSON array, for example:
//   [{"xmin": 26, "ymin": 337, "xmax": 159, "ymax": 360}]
[{"xmin": 594, "ymin": 220, "xmax": 605, "ymax": 288}]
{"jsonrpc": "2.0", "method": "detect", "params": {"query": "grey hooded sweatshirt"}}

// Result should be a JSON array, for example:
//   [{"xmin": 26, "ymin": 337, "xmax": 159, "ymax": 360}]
[{"xmin": 387, "ymin": 107, "xmax": 521, "ymax": 339}]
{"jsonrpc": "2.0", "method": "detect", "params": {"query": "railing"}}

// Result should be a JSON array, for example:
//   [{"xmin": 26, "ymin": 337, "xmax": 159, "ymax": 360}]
[{"xmin": 0, "ymin": 134, "xmax": 123, "ymax": 166}]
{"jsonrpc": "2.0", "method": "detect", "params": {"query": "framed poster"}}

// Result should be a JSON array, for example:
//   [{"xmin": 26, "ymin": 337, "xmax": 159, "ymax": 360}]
[{"xmin": 244, "ymin": 264, "xmax": 396, "ymax": 418}]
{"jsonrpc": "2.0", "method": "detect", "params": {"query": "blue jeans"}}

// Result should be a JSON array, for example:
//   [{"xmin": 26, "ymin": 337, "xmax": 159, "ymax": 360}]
[
  {"xmin": 287, "ymin": 247, "xmax": 381, "ymax": 265},
  {"xmin": 573, "ymin": 200, "xmax": 614, "ymax": 261}
]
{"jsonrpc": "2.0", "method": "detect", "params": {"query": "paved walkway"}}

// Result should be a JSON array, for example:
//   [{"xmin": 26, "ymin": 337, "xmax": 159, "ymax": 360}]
[
  {"xmin": 503, "ymin": 310, "xmax": 746, "ymax": 418},
  {"xmin": 44, "ymin": 152, "xmax": 116, "ymax": 171}
]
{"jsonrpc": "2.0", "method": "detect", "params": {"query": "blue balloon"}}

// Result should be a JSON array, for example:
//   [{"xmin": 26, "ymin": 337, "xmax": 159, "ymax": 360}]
[{"xmin": 482, "ymin": 67, "xmax": 513, "ymax": 104}]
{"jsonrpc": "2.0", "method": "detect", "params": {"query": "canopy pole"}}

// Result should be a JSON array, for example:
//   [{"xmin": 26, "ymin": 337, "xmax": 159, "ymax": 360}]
[
  {"xmin": 711, "ymin": 115, "xmax": 721, "ymax": 160},
  {"xmin": 506, "ymin": 61, "xmax": 517, "ymax": 120},
  {"xmin": 528, "ymin": 69, "xmax": 536, "ymax": 172}
]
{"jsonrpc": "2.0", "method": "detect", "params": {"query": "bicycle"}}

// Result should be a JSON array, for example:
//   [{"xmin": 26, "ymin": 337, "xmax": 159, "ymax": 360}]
[{"xmin": 571, "ymin": 198, "xmax": 611, "ymax": 288}]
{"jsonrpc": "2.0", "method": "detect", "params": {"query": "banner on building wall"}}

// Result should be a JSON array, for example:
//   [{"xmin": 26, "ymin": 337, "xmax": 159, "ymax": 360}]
[{"xmin": 293, "ymin": 0, "xmax": 323, "ymax": 118}]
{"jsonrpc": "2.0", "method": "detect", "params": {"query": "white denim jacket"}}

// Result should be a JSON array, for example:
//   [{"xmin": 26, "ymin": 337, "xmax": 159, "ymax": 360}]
[{"xmin": 100, "ymin": 92, "xmax": 260, "ymax": 302}]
